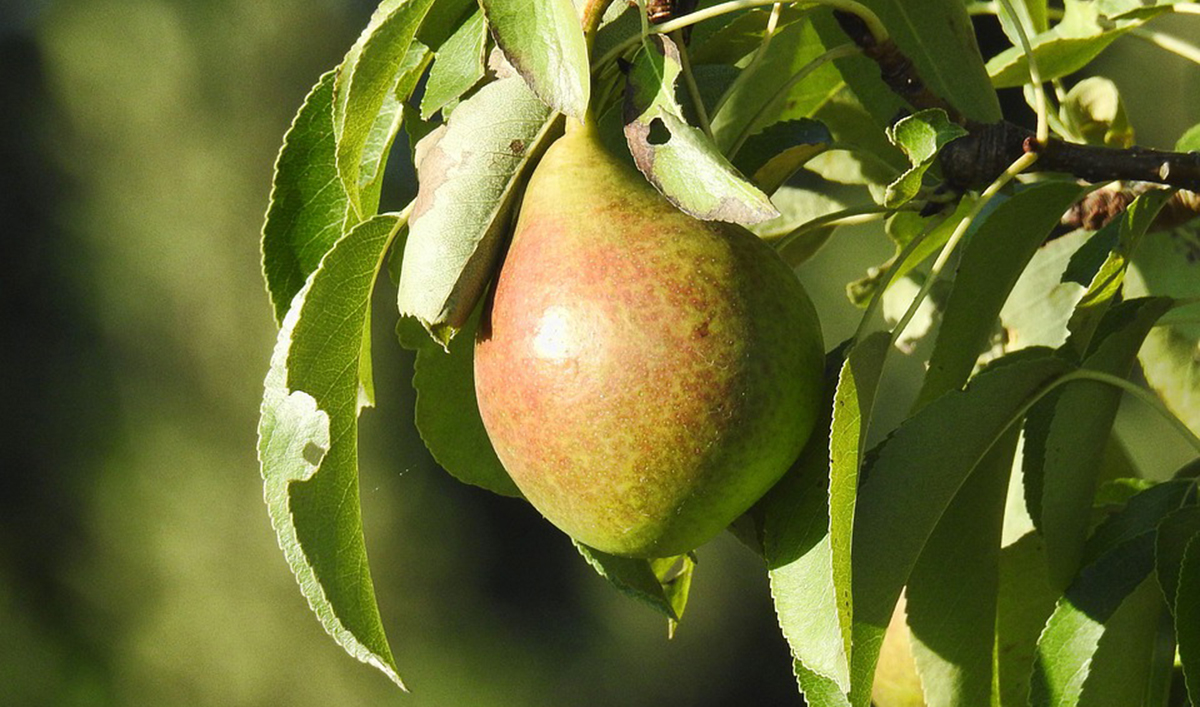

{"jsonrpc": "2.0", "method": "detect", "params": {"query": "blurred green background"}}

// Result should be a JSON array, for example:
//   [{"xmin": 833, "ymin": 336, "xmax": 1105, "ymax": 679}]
[{"xmin": 1, "ymin": 2, "xmax": 1197, "ymax": 706}]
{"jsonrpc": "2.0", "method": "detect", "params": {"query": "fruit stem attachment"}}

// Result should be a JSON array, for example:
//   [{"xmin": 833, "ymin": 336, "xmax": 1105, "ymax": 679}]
[{"xmin": 580, "ymin": 0, "xmax": 610, "ymax": 49}]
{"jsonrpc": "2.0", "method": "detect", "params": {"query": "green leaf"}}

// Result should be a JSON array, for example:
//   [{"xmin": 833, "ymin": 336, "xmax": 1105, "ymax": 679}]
[
  {"xmin": 1178, "ymin": 533, "xmax": 1200, "ymax": 703},
  {"xmin": 1001, "ymin": 229, "xmax": 1096, "ymax": 352},
  {"xmin": 708, "ymin": 18, "xmax": 843, "ymax": 154},
  {"xmin": 1024, "ymin": 297, "xmax": 1174, "ymax": 589},
  {"xmin": 258, "ymin": 214, "xmax": 406, "ymax": 689},
  {"xmin": 262, "ymin": 70, "xmax": 351, "ymax": 325},
  {"xmin": 1177, "ymin": 123, "xmax": 1200, "ymax": 152},
  {"xmin": 1156, "ymin": 505, "xmax": 1200, "ymax": 610},
  {"xmin": 906, "ymin": 428, "xmax": 1018, "ymax": 707},
  {"xmin": 806, "ymin": 88, "xmax": 905, "ymax": 189},
  {"xmin": 357, "ymin": 43, "xmax": 434, "ymax": 221},
  {"xmin": 753, "ymin": 184, "xmax": 846, "ymax": 267},
  {"xmin": 1084, "ymin": 479, "xmax": 1194, "ymax": 566},
  {"xmin": 914, "ymin": 181, "xmax": 1085, "ymax": 409},
  {"xmin": 986, "ymin": 0, "xmax": 1167, "ymax": 88},
  {"xmin": 994, "ymin": 0, "xmax": 1050, "ymax": 47},
  {"xmin": 847, "ymin": 349, "xmax": 1071, "ymax": 706},
  {"xmin": 847, "ymin": 197, "xmax": 973, "ymax": 308},
  {"xmin": 733, "ymin": 119, "xmax": 833, "ymax": 195},
  {"xmin": 623, "ymin": 35, "xmax": 778, "ymax": 225},
  {"xmin": 395, "ymin": 77, "xmax": 556, "ymax": 343},
  {"xmin": 479, "ymin": 0, "xmax": 590, "ymax": 119},
  {"xmin": 751, "ymin": 184, "xmax": 845, "ymax": 240},
  {"xmin": 882, "ymin": 109, "xmax": 968, "ymax": 209},
  {"xmin": 421, "ymin": 8, "xmax": 487, "ymax": 119},
  {"xmin": 995, "ymin": 532, "xmax": 1060, "ymax": 707},
  {"xmin": 688, "ymin": 5, "xmax": 811, "ymax": 66},
  {"xmin": 1077, "ymin": 577, "xmax": 1170, "ymax": 707},
  {"xmin": 335, "ymin": 0, "xmax": 438, "ymax": 216},
  {"xmin": 815, "ymin": 0, "xmax": 1001, "ymax": 124},
  {"xmin": 1063, "ymin": 189, "xmax": 1172, "ymax": 353},
  {"xmin": 765, "ymin": 334, "xmax": 889, "ymax": 693},
  {"xmin": 574, "ymin": 543, "xmax": 692, "ymax": 625},
  {"xmin": 1029, "ymin": 481, "xmax": 1184, "ymax": 706},
  {"xmin": 1061, "ymin": 76, "xmax": 1134, "ymax": 148},
  {"xmin": 1125, "ymin": 228, "xmax": 1200, "ymax": 437},
  {"xmin": 396, "ymin": 308, "xmax": 520, "ymax": 497}
]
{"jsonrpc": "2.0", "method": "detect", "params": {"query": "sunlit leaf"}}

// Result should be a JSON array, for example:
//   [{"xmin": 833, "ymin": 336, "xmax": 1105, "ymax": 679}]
[
  {"xmin": 258, "ymin": 214, "xmax": 406, "ymax": 688},
  {"xmin": 688, "ymin": 5, "xmax": 810, "ymax": 66},
  {"xmin": 847, "ymin": 198, "xmax": 973, "ymax": 308},
  {"xmin": 847, "ymin": 349, "xmax": 1071, "ymax": 706},
  {"xmin": 1061, "ymin": 76, "xmax": 1134, "ymax": 148},
  {"xmin": 624, "ymin": 35, "xmax": 778, "ymax": 225},
  {"xmin": 396, "ymin": 77, "xmax": 556, "ymax": 343},
  {"xmin": 1125, "ymin": 227, "xmax": 1200, "ymax": 436},
  {"xmin": 1024, "ymin": 297, "xmax": 1174, "ymax": 589},
  {"xmin": 1000, "ymin": 229, "xmax": 1093, "ymax": 351},
  {"xmin": 262, "ymin": 70, "xmax": 350, "ymax": 325},
  {"xmin": 421, "ymin": 8, "xmax": 487, "ymax": 119},
  {"xmin": 914, "ymin": 182, "xmax": 1084, "ymax": 409},
  {"xmin": 1063, "ymin": 189, "xmax": 1172, "ymax": 353},
  {"xmin": 986, "ymin": 0, "xmax": 1170, "ymax": 88},
  {"xmin": 480, "ymin": 0, "xmax": 590, "ymax": 119},
  {"xmin": 708, "ymin": 18, "xmax": 842, "ymax": 154},
  {"xmin": 765, "ymin": 335, "xmax": 889, "ymax": 693},
  {"xmin": 882, "ymin": 109, "xmax": 968, "ymax": 209},
  {"xmin": 334, "ymin": 0, "xmax": 437, "ymax": 216}
]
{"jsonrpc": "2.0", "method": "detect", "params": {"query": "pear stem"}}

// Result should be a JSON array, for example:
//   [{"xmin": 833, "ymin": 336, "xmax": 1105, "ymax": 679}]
[{"xmin": 580, "ymin": 0, "xmax": 610, "ymax": 48}]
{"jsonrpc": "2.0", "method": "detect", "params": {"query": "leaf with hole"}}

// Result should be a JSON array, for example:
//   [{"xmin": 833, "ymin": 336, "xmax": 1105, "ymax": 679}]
[
  {"xmin": 623, "ymin": 34, "xmax": 778, "ymax": 225},
  {"xmin": 258, "ymin": 214, "xmax": 406, "ymax": 688}
]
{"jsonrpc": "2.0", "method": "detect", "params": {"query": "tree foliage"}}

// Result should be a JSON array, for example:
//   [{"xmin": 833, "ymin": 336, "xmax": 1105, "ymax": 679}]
[{"xmin": 258, "ymin": 0, "xmax": 1200, "ymax": 703}]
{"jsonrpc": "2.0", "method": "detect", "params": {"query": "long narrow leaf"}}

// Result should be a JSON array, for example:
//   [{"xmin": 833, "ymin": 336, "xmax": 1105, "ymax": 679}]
[
  {"xmin": 845, "ymin": 350, "xmax": 1071, "ymax": 706},
  {"xmin": 258, "ymin": 214, "xmax": 406, "ymax": 688}
]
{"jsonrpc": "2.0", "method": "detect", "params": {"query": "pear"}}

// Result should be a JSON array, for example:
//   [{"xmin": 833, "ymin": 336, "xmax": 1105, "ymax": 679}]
[{"xmin": 474, "ymin": 120, "xmax": 824, "ymax": 558}]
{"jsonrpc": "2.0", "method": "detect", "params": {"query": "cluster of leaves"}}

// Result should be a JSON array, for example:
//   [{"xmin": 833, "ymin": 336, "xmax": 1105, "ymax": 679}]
[{"xmin": 257, "ymin": 0, "xmax": 1200, "ymax": 703}]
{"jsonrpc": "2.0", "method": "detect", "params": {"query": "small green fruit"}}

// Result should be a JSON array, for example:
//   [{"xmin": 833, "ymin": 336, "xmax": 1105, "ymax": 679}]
[{"xmin": 474, "ymin": 121, "xmax": 824, "ymax": 557}]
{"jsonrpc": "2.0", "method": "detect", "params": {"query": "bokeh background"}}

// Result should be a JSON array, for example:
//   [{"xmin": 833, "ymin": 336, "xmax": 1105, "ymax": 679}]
[{"xmin": 2, "ymin": 2, "xmax": 1198, "ymax": 705}]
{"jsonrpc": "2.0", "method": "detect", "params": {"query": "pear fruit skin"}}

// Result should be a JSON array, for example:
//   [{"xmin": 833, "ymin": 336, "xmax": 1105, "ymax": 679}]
[{"xmin": 474, "ymin": 122, "xmax": 824, "ymax": 558}]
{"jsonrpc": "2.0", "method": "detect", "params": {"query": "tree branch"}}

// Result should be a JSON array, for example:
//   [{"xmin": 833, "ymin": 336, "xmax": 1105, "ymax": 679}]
[{"xmin": 832, "ymin": 10, "xmax": 1200, "ymax": 201}]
